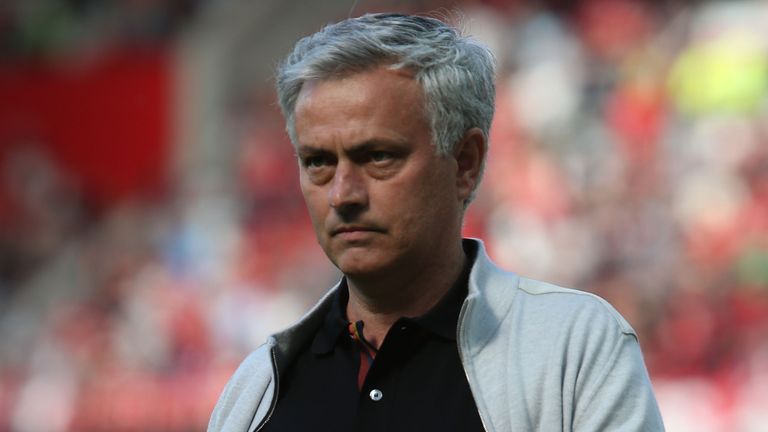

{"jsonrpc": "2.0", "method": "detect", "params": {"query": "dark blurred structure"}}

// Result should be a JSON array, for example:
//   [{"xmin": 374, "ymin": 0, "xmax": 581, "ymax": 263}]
[{"xmin": 0, "ymin": 0, "xmax": 767, "ymax": 430}]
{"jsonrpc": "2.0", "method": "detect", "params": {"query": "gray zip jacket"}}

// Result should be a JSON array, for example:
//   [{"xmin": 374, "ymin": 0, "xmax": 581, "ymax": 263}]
[{"xmin": 208, "ymin": 239, "xmax": 665, "ymax": 431}]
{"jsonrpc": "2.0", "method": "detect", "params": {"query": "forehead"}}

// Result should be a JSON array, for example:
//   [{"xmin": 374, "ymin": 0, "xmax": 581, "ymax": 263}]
[
  {"xmin": 296, "ymin": 67, "xmax": 422, "ymax": 114},
  {"xmin": 293, "ymin": 67, "xmax": 431, "ymax": 148}
]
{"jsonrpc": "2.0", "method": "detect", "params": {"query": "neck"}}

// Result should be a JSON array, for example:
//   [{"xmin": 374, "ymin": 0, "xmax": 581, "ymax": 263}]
[{"xmin": 345, "ymin": 239, "xmax": 466, "ymax": 348}]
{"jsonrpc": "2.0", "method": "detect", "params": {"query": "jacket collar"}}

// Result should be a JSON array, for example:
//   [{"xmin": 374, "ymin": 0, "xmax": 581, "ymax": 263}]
[{"xmin": 459, "ymin": 238, "xmax": 520, "ymax": 356}]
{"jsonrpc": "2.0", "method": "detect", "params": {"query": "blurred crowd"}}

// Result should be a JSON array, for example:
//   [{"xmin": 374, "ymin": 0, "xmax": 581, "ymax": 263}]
[
  {"xmin": 1, "ymin": 0, "xmax": 768, "ymax": 430},
  {"xmin": 0, "ymin": 0, "xmax": 200, "ymax": 58}
]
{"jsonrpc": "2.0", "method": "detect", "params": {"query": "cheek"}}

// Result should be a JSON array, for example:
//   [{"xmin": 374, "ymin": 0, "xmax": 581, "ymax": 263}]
[
  {"xmin": 301, "ymin": 187, "xmax": 327, "ymax": 226},
  {"xmin": 385, "ymin": 172, "xmax": 452, "ymax": 229},
  {"xmin": 416, "ymin": 171, "xmax": 459, "ymax": 226}
]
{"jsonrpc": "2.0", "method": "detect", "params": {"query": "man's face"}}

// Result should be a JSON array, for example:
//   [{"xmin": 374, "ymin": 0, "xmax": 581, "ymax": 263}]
[{"xmin": 293, "ymin": 67, "xmax": 465, "ymax": 279}]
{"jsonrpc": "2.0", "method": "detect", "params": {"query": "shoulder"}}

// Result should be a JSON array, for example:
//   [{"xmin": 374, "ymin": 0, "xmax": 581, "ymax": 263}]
[
  {"xmin": 463, "ymin": 239, "xmax": 639, "ymax": 362},
  {"xmin": 516, "ymin": 276, "xmax": 637, "ymax": 338},
  {"xmin": 226, "ymin": 342, "xmax": 275, "ymax": 385},
  {"xmin": 208, "ymin": 342, "xmax": 276, "ymax": 432},
  {"xmin": 466, "ymin": 238, "xmax": 636, "ymax": 345}
]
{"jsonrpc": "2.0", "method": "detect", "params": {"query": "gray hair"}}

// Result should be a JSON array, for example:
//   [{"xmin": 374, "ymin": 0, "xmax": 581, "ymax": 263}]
[{"xmin": 275, "ymin": 12, "xmax": 496, "ymax": 160}]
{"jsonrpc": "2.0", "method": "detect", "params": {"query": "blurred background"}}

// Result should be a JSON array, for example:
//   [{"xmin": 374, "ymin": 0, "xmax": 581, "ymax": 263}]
[{"xmin": 0, "ymin": 0, "xmax": 767, "ymax": 430}]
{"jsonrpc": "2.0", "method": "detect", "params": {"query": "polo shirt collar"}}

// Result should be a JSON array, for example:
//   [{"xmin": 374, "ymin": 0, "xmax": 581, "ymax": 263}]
[{"xmin": 311, "ymin": 246, "xmax": 476, "ymax": 355}]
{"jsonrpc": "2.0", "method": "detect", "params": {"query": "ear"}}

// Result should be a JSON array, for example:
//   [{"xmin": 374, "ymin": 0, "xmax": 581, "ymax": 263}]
[{"xmin": 453, "ymin": 127, "xmax": 486, "ymax": 203}]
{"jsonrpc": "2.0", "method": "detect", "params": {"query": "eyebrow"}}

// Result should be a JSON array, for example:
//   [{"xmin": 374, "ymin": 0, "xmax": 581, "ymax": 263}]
[
  {"xmin": 296, "ymin": 146, "xmax": 330, "ymax": 157},
  {"xmin": 297, "ymin": 139, "xmax": 407, "ymax": 157}
]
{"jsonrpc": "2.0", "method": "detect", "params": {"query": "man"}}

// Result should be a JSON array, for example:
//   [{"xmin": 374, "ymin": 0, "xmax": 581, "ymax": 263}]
[{"xmin": 209, "ymin": 13, "xmax": 664, "ymax": 432}]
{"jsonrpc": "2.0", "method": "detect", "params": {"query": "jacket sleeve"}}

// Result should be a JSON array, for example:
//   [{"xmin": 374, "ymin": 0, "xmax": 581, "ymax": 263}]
[{"xmin": 571, "ymin": 316, "xmax": 665, "ymax": 431}]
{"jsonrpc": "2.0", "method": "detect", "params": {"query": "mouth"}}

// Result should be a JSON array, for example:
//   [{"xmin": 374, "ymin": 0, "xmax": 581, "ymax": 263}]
[{"xmin": 331, "ymin": 225, "xmax": 384, "ymax": 237}]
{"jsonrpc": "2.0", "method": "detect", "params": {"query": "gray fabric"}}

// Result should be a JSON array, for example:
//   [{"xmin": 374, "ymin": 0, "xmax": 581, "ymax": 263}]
[{"xmin": 208, "ymin": 239, "xmax": 665, "ymax": 431}]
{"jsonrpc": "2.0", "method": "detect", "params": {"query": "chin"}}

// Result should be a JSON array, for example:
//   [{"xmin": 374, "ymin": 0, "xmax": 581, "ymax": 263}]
[
  {"xmin": 335, "ymin": 260, "xmax": 385, "ymax": 278},
  {"xmin": 332, "ymin": 251, "xmax": 394, "ymax": 278}
]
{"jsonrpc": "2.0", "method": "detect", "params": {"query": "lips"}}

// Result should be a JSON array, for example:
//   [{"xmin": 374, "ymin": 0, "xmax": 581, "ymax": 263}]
[{"xmin": 331, "ymin": 225, "xmax": 384, "ymax": 236}]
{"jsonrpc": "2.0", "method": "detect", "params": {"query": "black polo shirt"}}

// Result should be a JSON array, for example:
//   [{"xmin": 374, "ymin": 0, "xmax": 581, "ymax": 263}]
[{"xmin": 261, "ymin": 252, "xmax": 484, "ymax": 432}]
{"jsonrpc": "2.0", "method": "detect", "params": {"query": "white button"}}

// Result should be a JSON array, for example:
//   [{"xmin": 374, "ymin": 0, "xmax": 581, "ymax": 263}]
[{"xmin": 369, "ymin": 389, "xmax": 383, "ymax": 401}]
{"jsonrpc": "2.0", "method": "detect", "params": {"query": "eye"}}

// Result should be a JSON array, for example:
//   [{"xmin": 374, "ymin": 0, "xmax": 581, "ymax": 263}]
[
  {"xmin": 369, "ymin": 151, "xmax": 394, "ymax": 164},
  {"xmin": 302, "ymin": 155, "xmax": 333, "ymax": 169}
]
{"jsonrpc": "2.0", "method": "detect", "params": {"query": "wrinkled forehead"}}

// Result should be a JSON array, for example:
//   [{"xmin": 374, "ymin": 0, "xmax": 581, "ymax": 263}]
[
  {"xmin": 297, "ymin": 65, "xmax": 418, "ymax": 100},
  {"xmin": 292, "ymin": 67, "xmax": 434, "ymax": 151}
]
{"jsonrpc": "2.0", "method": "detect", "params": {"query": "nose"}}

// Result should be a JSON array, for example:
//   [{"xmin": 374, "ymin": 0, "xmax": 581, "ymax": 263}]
[{"xmin": 329, "ymin": 161, "xmax": 368, "ymax": 216}]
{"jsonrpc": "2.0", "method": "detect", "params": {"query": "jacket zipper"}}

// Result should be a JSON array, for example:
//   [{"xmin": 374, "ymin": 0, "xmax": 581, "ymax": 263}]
[
  {"xmin": 253, "ymin": 346, "xmax": 280, "ymax": 432},
  {"xmin": 456, "ymin": 300, "xmax": 490, "ymax": 432}
]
